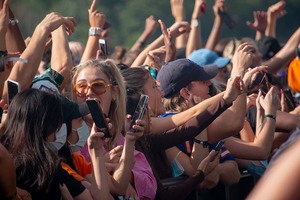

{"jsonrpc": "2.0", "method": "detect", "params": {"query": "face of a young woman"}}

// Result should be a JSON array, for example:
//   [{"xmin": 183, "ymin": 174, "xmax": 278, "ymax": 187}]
[
  {"xmin": 75, "ymin": 67, "xmax": 114, "ymax": 115},
  {"xmin": 187, "ymin": 80, "xmax": 212, "ymax": 106},
  {"xmin": 143, "ymin": 75, "xmax": 166, "ymax": 116}
]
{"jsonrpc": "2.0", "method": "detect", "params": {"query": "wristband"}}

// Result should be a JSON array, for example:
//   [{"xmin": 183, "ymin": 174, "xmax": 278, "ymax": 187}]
[
  {"xmin": 89, "ymin": 27, "xmax": 102, "ymax": 36},
  {"xmin": 194, "ymin": 139, "xmax": 209, "ymax": 148},
  {"xmin": 264, "ymin": 114, "xmax": 276, "ymax": 121}
]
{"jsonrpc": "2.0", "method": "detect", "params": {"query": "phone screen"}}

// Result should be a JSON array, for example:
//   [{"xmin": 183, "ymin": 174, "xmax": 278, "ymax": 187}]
[
  {"xmin": 129, "ymin": 94, "xmax": 149, "ymax": 132},
  {"xmin": 99, "ymin": 39, "xmax": 108, "ymax": 58}
]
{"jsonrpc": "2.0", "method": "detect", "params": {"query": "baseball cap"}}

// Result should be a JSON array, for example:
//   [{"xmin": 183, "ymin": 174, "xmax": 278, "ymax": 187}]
[
  {"xmin": 156, "ymin": 58, "xmax": 218, "ymax": 98},
  {"xmin": 188, "ymin": 48, "xmax": 230, "ymax": 68},
  {"xmin": 60, "ymin": 96, "xmax": 90, "ymax": 122}
]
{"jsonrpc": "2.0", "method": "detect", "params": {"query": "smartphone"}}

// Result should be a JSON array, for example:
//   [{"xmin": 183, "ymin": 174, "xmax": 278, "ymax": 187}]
[
  {"xmin": 218, "ymin": 9, "xmax": 236, "ymax": 29},
  {"xmin": 86, "ymin": 98, "xmax": 111, "ymax": 138},
  {"xmin": 211, "ymin": 140, "xmax": 225, "ymax": 161},
  {"xmin": 248, "ymin": 73, "xmax": 265, "ymax": 91},
  {"xmin": 7, "ymin": 80, "xmax": 21, "ymax": 105},
  {"xmin": 200, "ymin": 2, "xmax": 206, "ymax": 13},
  {"xmin": 129, "ymin": 94, "xmax": 149, "ymax": 132},
  {"xmin": 98, "ymin": 39, "xmax": 108, "ymax": 58}
]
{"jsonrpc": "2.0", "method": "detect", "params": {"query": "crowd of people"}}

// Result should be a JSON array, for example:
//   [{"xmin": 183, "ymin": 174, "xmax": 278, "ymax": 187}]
[{"xmin": 0, "ymin": 0, "xmax": 300, "ymax": 199}]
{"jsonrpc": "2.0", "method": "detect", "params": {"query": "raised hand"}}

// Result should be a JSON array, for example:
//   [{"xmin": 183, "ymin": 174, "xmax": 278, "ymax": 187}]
[
  {"xmin": 243, "ymin": 65, "xmax": 268, "ymax": 92},
  {"xmin": 158, "ymin": 19, "xmax": 176, "ymax": 63},
  {"xmin": 246, "ymin": 11, "xmax": 267, "ymax": 33},
  {"xmin": 213, "ymin": 0, "xmax": 225, "ymax": 16},
  {"xmin": 197, "ymin": 150, "xmax": 220, "ymax": 176},
  {"xmin": 168, "ymin": 21, "xmax": 191, "ymax": 38},
  {"xmin": 144, "ymin": 46, "xmax": 166, "ymax": 70},
  {"xmin": 268, "ymin": 1, "xmax": 287, "ymax": 21},
  {"xmin": 88, "ymin": 0, "xmax": 106, "ymax": 29},
  {"xmin": 223, "ymin": 76, "xmax": 244, "ymax": 105},
  {"xmin": 88, "ymin": 123, "xmax": 105, "ymax": 151},
  {"xmin": 144, "ymin": 15, "xmax": 159, "ymax": 36},
  {"xmin": 36, "ymin": 12, "xmax": 76, "ymax": 36},
  {"xmin": 231, "ymin": 43, "xmax": 255, "ymax": 77},
  {"xmin": 258, "ymin": 86, "xmax": 280, "ymax": 115}
]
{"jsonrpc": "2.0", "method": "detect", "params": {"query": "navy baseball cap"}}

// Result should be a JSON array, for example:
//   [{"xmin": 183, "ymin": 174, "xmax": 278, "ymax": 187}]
[
  {"xmin": 188, "ymin": 48, "xmax": 230, "ymax": 68},
  {"xmin": 156, "ymin": 58, "xmax": 218, "ymax": 98}
]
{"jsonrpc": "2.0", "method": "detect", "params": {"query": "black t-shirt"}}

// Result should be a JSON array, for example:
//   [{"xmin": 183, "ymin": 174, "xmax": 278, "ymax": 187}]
[{"xmin": 17, "ymin": 163, "xmax": 85, "ymax": 200}]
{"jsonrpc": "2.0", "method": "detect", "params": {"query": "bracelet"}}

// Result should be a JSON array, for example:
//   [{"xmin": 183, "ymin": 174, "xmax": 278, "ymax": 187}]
[
  {"xmin": 264, "ymin": 114, "xmax": 276, "ymax": 121},
  {"xmin": 194, "ymin": 139, "xmax": 209, "ymax": 148},
  {"xmin": 89, "ymin": 27, "xmax": 102, "ymax": 36},
  {"xmin": 9, "ymin": 18, "xmax": 19, "ymax": 26}
]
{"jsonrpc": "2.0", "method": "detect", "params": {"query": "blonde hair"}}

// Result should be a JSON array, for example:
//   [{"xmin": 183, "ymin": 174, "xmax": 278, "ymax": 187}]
[
  {"xmin": 72, "ymin": 59, "xmax": 126, "ymax": 148},
  {"xmin": 163, "ymin": 92, "xmax": 189, "ymax": 113}
]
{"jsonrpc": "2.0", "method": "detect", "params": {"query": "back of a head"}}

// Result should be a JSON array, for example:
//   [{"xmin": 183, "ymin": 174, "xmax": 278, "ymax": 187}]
[
  {"xmin": 257, "ymin": 36, "xmax": 281, "ymax": 61},
  {"xmin": 223, "ymin": 37, "xmax": 256, "ymax": 59}
]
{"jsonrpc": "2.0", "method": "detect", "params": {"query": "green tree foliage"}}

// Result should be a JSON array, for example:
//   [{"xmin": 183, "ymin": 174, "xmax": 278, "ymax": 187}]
[{"xmin": 10, "ymin": 0, "xmax": 300, "ymax": 51}]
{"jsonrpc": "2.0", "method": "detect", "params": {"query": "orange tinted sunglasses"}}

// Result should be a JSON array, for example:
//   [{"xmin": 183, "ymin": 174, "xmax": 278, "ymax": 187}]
[{"xmin": 74, "ymin": 80, "xmax": 112, "ymax": 97}]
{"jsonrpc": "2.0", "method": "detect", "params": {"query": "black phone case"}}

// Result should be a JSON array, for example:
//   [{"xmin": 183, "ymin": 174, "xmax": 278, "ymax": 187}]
[
  {"xmin": 86, "ymin": 99, "xmax": 111, "ymax": 138},
  {"xmin": 218, "ymin": 9, "xmax": 236, "ymax": 29},
  {"xmin": 129, "ymin": 95, "xmax": 149, "ymax": 132}
]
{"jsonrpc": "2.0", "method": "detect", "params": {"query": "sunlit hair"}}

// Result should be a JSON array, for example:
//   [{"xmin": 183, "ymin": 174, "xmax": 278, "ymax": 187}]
[
  {"xmin": 72, "ymin": 59, "xmax": 126, "ymax": 148},
  {"xmin": 163, "ymin": 92, "xmax": 188, "ymax": 113},
  {"xmin": 0, "ymin": 88, "xmax": 63, "ymax": 191}
]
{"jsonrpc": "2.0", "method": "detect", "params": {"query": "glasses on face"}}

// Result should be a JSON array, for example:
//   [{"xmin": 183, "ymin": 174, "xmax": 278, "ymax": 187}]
[{"xmin": 74, "ymin": 80, "xmax": 112, "ymax": 97}]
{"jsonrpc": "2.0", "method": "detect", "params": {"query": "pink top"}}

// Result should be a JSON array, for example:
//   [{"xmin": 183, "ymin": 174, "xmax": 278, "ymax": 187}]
[{"xmin": 79, "ymin": 135, "xmax": 157, "ymax": 200}]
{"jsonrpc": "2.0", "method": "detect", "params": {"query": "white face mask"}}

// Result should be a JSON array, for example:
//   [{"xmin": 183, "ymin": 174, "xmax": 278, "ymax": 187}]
[
  {"xmin": 69, "ymin": 121, "xmax": 89, "ymax": 152},
  {"xmin": 49, "ymin": 124, "xmax": 67, "ymax": 151}
]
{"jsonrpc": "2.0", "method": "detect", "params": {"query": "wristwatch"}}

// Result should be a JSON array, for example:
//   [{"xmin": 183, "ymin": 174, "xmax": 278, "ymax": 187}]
[
  {"xmin": 89, "ymin": 27, "xmax": 102, "ymax": 36},
  {"xmin": 191, "ymin": 18, "xmax": 199, "ymax": 28}
]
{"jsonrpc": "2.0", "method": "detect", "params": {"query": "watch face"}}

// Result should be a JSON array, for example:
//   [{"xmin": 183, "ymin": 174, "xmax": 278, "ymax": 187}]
[{"xmin": 192, "ymin": 19, "xmax": 199, "ymax": 27}]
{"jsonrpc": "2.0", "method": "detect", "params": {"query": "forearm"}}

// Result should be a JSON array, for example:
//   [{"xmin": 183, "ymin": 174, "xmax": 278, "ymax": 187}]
[
  {"xmin": 5, "ymin": 8, "xmax": 26, "ymax": 53},
  {"xmin": 89, "ymin": 149, "xmax": 110, "ymax": 200},
  {"xmin": 112, "ymin": 139, "xmax": 135, "ymax": 194},
  {"xmin": 265, "ymin": 16, "xmax": 277, "ymax": 38},
  {"xmin": 185, "ymin": 18, "xmax": 201, "ymax": 57},
  {"xmin": 205, "ymin": 17, "xmax": 222, "ymax": 50},
  {"xmin": 81, "ymin": 35, "xmax": 100, "ymax": 63},
  {"xmin": 130, "ymin": 30, "xmax": 152, "ymax": 52},
  {"xmin": 151, "ymin": 92, "xmax": 224, "ymax": 134},
  {"xmin": 51, "ymin": 26, "xmax": 72, "ymax": 91},
  {"xmin": 264, "ymin": 27, "xmax": 300, "ymax": 74},
  {"xmin": 2, "ymin": 26, "xmax": 49, "ymax": 103},
  {"xmin": 207, "ymin": 94, "xmax": 246, "ymax": 143},
  {"xmin": 191, "ymin": 130, "xmax": 209, "ymax": 170},
  {"xmin": 131, "ymin": 35, "xmax": 164, "ymax": 67}
]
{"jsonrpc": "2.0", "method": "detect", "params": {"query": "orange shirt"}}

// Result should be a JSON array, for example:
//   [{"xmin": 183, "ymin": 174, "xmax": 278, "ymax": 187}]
[{"xmin": 61, "ymin": 152, "xmax": 92, "ymax": 182}]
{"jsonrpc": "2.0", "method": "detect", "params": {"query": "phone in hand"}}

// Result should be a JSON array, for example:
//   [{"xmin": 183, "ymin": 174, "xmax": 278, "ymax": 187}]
[
  {"xmin": 200, "ymin": 2, "xmax": 206, "ymax": 13},
  {"xmin": 218, "ymin": 9, "xmax": 236, "ymax": 29},
  {"xmin": 211, "ymin": 140, "xmax": 225, "ymax": 161},
  {"xmin": 86, "ymin": 98, "xmax": 111, "ymax": 138},
  {"xmin": 129, "ymin": 94, "xmax": 149, "ymax": 132},
  {"xmin": 98, "ymin": 39, "xmax": 108, "ymax": 59},
  {"xmin": 7, "ymin": 80, "xmax": 21, "ymax": 105}
]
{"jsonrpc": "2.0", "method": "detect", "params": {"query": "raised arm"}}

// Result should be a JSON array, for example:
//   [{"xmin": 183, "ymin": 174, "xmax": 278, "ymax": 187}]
[
  {"xmin": 51, "ymin": 25, "xmax": 74, "ymax": 91},
  {"xmin": 0, "ymin": 0, "xmax": 8, "ymax": 98},
  {"xmin": 265, "ymin": 0, "xmax": 287, "ymax": 38},
  {"xmin": 131, "ymin": 21, "xmax": 190, "ymax": 67},
  {"xmin": 205, "ymin": 0, "xmax": 225, "ymax": 50},
  {"xmin": 170, "ymin": 0, "xmax": 187, "ymax": 49},
  {"xmin": 185, "ymin": 0, "xmax": 204, "ymax": 57},
  {"xmin": 2, "ymin": 12, "xmax": 76, "ymax": 105},
  {"xmin": 246, "ymin": 11, "xmax": 267, "ymax": 41},
  {"xmin": 80, "ymin": 0, "xmax": 106, "ymax": 63},
  {"xmin": 263, "ymin": 27, "xmax": 300, "ymax": 74},
  {"xmin": 129, "ymin": 15, "xmax": 159, "ymax": 53}
]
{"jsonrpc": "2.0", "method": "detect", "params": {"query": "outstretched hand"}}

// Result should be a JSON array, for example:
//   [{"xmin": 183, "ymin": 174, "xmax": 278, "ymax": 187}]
[
  {"xmin": 88, "ymin": 0, "xmax": 106, "ymax": 29},
  {"xmin": 246, "ymin": 11, "xmax": 267, "ymax": 33}
]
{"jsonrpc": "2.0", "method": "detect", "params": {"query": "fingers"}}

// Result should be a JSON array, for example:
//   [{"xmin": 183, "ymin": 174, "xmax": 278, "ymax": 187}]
[{"xmin": 89, "ymin": 0, "xmax": 96, "ymax": 13}]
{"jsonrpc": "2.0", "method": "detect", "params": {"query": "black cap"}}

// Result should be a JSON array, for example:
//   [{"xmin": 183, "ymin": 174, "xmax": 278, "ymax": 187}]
[
  {"xmin": 156, "ymin": 59, "xmax": 218, "ymax": 98},
  {"xmin": 257, "ymin": 36, "xmax": 281, "ymax": 60},
  {"xmin": 60, "ymin": 96, "xmax": 90, "ymax": 123}
]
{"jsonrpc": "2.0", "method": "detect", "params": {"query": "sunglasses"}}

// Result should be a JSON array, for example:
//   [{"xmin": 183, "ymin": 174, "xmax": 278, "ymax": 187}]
[{"xmin": 74, "ymin": 80, "xmax": 112, "ymax": 97}]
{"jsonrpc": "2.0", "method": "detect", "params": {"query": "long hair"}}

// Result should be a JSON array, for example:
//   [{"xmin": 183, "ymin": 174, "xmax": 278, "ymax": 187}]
[
  {"xmin": 1, "ymin": 89, "xmax": 63, "ymax": 190},
  {"xmin": 72, "ymin": 59, "xmax": 126, "ymax": 148}
]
